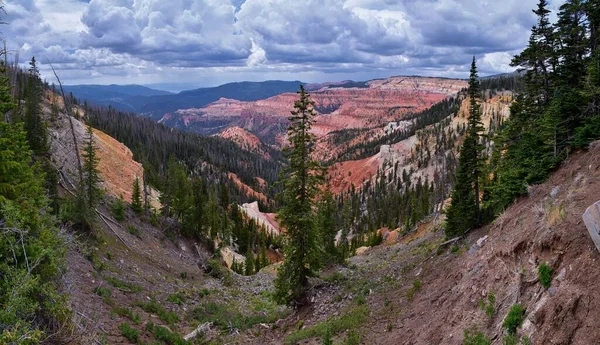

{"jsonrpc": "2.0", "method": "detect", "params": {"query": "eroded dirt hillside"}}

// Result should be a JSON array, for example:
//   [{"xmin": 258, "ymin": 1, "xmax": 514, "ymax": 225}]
[{"xmin": 241, "ymin": 142, "xmax": 600, "ymax": 345}]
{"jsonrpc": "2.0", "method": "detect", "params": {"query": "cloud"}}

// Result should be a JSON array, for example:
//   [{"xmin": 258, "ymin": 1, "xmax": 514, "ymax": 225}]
[{"xmin": 1, "ymin": 0, "xmax": 562, "ymax": 85}]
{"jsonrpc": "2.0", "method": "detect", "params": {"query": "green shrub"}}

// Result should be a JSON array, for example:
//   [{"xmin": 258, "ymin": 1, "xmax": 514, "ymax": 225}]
[
  {"xmin": 407, "ymin": 279, "xmax": 422, "ymax": 301},
  {"xmin": 106, "ymin": 277, "xmax": 143, "ymax": 293},
  {"xmin": 112, "ymin": 196, "xmax": 126, "ymax": 221},
  {"xmin": 463, "ymin": 327, "xmax": 491, "ymax": 345},
  {"xmin": 344, "ymin": 330, "xmax": 361, "ymax": 345},
  {"xmin": 119, "ymin": 323, "xmax": 139, "ymax": 343},
  {"xmin": 191, "ymin": 301, "xmax": 285, "ymax": 331},
  {"xmin": 322, "ymin": 271, "xmax": 347, "ymax": 284},
  {"xmin": 134, "ymin": 300, "xmax": 179, "ymax": 326},
  {"xmin": 355, "ymin": 295, "xmax": 366, "ymax": 305},
  {"xmin": 538, "ymin": 262, "xmax": 553, "ymax": 289},
  {"xmin": 113, "ymin": 306, "xmax": 141, "ymax": 324},
  {"xmin": 127, "ymin": 225, "xmax": 140, "ymax": 237},
  {"xmin": 205, "ymin": 259, "xmax": 233, "ymax": 286},
  {"xmin": 502, "ymin": 335, "xmax": 518, "ymax": 345},
  {"xmin": 146, "ymin": 323, "xmax": 190, "ymax": 345},
  {"xmin": 94, "ymin": 286, "xmax": 112, "ymax": 298},
  {"xmin": 285, "ymin": 305, "xmax": 368, "ymax": 344},
  {"xmin": 322, "ymin": 327, "xmax": 333, "ymax": 345},
  {"xmin": 167, "ymin": 293, "xmax": 186, "ymax": 305},
  {"xmin": 198, "ymin": 288, "xmax": 212, "ymax": 298},
  {"xmin": 503, "ymin": 304, "xmax": 525, "ymax": 335},
  {"xmin": 480, "ymin": 292, "xmax": 495, "ymax": 317}
]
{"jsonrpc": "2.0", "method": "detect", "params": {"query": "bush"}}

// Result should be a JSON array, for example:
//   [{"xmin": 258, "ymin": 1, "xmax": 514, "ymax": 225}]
[
  {"xmin": 113, "ymin": 306, "xmax": 141, "ymax": 324},
  {"xmin": 538, "ymin": 262, "xmax": 553, "ymax": 289},
  {"xmin": 191, "ymin": 301, "xmax": 286, "ymax": 331},
  {"xmin": 106, "ymin": 277, "xmax": 143, "ymax": 293},
  {"xmin": 344, "ymin": 330, "xmax": 361, "ymax": 345},
  {"xmin": 167, "ymin": 293, "xmax": 186, "ymax": 305},
  {"xmin": 205, "ymin": 258, "xmax": 233, "ymax": 286},
  {"xmin": 285, "ymin": 305, "xmax": 369, "ymax": 344},
  {"xmin": 463, "ymin": 327, "xmax": 491, "ymax": 345},
  {"xmin": 112, "ymin": 196, "xmax": 126, "ymax": 221},
  {"xmin": 119, "ymin": 323, "xmax": 139, "ymax": 343},
  {"xmin": 322, "ymin": 327, "xmax": 333, "ymax": 345},
  {"xmin": 503, "ymin": 304, "xmax": 525, "ymax": 335},
  {"xmin": 407, "ymin": 279, "xmax": 422, "ymax": 301},
  {"xmin": 480, "ymin": 292, "xmax": 495, "ymax": 317},
  {"xmin": 146, "ymin": 323, "xmax": 190, "ymax": 345},
  {"xmin": 127, "ymin": 225, "xmax": 140, "ymax": 237},
  {"xmin": 134, "ymin": 300, "xmax": 179, "ymax": 326},
  {"xmin": 94, "ymin": 286, "xmax": 112, "ymax": 298}
]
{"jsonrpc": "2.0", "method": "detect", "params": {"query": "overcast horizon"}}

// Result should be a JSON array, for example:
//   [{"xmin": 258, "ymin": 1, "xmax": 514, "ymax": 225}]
[{"xmin": 6, "ymin": 0, "xmax": 563, "ymax": 89}]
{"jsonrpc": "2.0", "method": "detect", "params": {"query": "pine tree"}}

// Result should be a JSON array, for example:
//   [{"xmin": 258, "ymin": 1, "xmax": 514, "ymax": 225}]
[
  {"xmin": 274, "ymin": 85, "xmax": 324, "ymax": 304},
  {"xmin": 445, "ymin": 57, "xmax": 485, "ymax": 238},
  {"xmin": 317, "ymin": 185, "xmax": 339, "ymax": 264},
  {"xmin": 245, "ymin": 245, "xmax": 255, "ymax": 276},
  {"xmin": 131, "ymin": 176, "xmax": 143, "ymax": 214},
  {"xmin": 74, "ymin": 125, "xmax": 102, "ymax": 229},
  {"xmin": 23, "ymin": 57, "xmax": 48, "ymax": 155}
]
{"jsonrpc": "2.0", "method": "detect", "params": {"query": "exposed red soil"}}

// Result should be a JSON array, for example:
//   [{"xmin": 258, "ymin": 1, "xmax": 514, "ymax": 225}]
[
  {"xmin": 228, "ymin": 172, "xmax": 269, "ymax": 204},
  {"xmin": 163, "ymin": 77, "xmax": 466, "ymax": 146}
]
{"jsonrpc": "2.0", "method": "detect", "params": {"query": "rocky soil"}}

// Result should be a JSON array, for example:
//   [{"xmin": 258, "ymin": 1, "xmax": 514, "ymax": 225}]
[{"xmin": 239, "ymin": 141, "xmax": 600, "ymax": 345}]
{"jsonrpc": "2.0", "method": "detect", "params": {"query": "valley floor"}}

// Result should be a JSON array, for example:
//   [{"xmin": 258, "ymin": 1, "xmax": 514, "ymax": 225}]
[{"xmin": 65, "ymin": 143, "xmax": 600, "ymax": 345}]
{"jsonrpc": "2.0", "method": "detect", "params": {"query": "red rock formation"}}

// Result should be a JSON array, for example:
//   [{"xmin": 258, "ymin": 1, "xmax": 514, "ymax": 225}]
[
  {"xmin": 162, "ymin": 77, "xmax": 467, "ymax": 146},
  {"xmin": 217, "ymin": 126, "xmax": 271, "ymax": 159}
]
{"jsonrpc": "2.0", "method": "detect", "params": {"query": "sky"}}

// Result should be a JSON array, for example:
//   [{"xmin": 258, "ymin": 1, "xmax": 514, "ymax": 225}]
[{"xmin": 3, "ymin": 0, "xmax": 564, "ymax": 90}]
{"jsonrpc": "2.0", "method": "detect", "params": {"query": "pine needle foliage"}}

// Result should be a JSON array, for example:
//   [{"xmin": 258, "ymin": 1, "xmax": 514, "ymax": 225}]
[{"xmin": 274, "ymin": 85, "xmax": 324, "ymax": 304}]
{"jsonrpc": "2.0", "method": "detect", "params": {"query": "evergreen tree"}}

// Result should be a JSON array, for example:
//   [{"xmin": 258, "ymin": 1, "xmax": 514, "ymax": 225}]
[
  {"xmin": 131, "ymin": 176, "xmax": 143, "ymax": 214},
  {"xmin": 317, "ymin": 185, "xmax": 339, "ymax": 264},
  {"xmin": 245, "ymin": 245, "xmax": 255, "ymax": 276},
  {"xmin": 0, "ymin": 74, "xmax": 67, "ymax": 343},
  {"xmin": 274, "ymin": 85, "xmax": 324, "ymax": 304},
  {"xmin": 445, "ymin": 57, "xmax": 484, "ymax": 238},
  {"xmin": 23, "ymin": 57, "xmax": 48, "ymax": 155},
  {"xmin": 74, "ymin": 125, "xmax": 102, "ymax": 228}
]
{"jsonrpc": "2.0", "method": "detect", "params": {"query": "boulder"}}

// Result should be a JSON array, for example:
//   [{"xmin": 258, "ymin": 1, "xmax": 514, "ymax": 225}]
[{"xmin": 582, "ymin": 201, "xmax": 600, "ymax": 253}]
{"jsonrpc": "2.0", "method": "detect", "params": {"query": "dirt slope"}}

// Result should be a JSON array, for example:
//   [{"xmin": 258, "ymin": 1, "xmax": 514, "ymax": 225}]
[{"xmin": 244, "ymin": 142, "xmax": 600, "ymax": 345}]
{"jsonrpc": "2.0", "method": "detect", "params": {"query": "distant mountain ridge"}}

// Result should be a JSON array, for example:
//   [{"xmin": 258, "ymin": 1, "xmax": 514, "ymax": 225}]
[
  {"xmin": 64, "ymin": 79, "xmax": 379, "ymax": 119},
  {"xmin": 63, "ymin": 84, "xmax": 173, "ymax": 111}
]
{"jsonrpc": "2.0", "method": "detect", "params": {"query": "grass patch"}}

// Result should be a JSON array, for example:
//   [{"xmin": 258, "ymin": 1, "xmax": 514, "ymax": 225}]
[
  {"xmin": 167, "ymin": 293, "xmax": 186, "ymax": 305},
  {"xmin": 127, "ymin": 225, "xmax": 141, "ymax": 237},
  {"xmin": 94, "ymin": 286, "xmax": 112, "ymax": 298},
  {"xmin": 547, "ymin": 203, "xmax": 566, "ymax": 227},
  {"xmin": 479, "ymin": 292, "xmax": 495, "ymax": 317},
  {"xmin": 113, "ymin": 306, "xmax": 142, "ymax": 324},
  {"xmin": 503, "ymin": 304, "xmax": 525, "ymax": 335},
  {"xmin": 463, "ymin": 327, "xmax": 491, "ymax": 345},
  {"xmin": 134, "ymin": 299, "xmax": 179, "ymax": 326},
  {"xmin": 322, "ymin": 271, "xmax": 347, "ymax": 284},
  {"xmin": 538, "ymin": 262, "xmax": 553, "ymax": 289},
  {"xmin": 198, "ymin": 288, "xmax": 212, "ymax": 298},
  {"xmin": 106, "ymin": 276, "xmax": 143, "ymax": 293},
  {"xmin": 119, "ymin": 322, "xmax": 140, "ymax": 343},
  {"xmin": 343, "ymin": 330, "xmax": 361, "ymax": 345},
  {"xmin": 407, "ymin": 279, "xmax": 422, "ymax": 301},
  {"xmin": 285, "ymin": 305, "xmax": 369, "ymax": 344},
  {"xmin": 146, "ymin": 322, "xmax": 190, "ymax": 345},
  {"xmin": 191, "ymin": 301, "xmax": 287, "ymax": 331}
]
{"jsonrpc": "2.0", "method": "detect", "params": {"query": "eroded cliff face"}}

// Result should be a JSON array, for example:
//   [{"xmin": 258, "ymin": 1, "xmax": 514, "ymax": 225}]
[
  {"xmin": 44, "ymin": 92, "xmax": 146, "ymax": 203},
  {"xmin": 327, "ymin": 92, "xmax": 513, "ymax": 195},
  {"xmin": 160, "ymin": 77, "xmax": 467, "ymax": 145}
]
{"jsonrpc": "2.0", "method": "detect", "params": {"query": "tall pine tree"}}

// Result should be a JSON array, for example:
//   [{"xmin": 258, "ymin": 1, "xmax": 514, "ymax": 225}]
[
  {"xmin": 445, "ymin": 57, "xmax": 484, "ymax": 238},
  {"xmin": 274, "ymin": 85, "xmax": 324, "ymax": 304}
]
